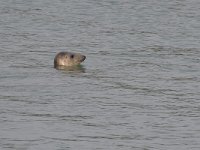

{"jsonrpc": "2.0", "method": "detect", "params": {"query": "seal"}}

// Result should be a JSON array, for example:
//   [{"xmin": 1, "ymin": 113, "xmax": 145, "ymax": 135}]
[{"xmin": 54, "ymin": 52, "xmax": 86, "ymax": 68}]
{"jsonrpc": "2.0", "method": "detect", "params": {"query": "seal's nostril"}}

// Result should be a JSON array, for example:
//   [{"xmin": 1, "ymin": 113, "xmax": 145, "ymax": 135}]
[{"xmin": 83, "ymin": 56, "xmax": 86, "ymax": 61}]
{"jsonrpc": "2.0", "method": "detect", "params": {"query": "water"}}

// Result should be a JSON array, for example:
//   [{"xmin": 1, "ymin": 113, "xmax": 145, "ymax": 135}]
[{"xmin": 0, "ymin": 0, "xmax": 200, "ymax": 149}]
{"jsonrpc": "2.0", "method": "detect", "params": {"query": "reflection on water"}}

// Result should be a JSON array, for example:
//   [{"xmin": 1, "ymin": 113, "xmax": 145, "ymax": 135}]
[
  {"xmin": 54, "ymin": 65, "xmax": 86, "ymax": 73},
  {"xmin": 0, "ymin": 0, "xmax": 200, "ymax": 150}
]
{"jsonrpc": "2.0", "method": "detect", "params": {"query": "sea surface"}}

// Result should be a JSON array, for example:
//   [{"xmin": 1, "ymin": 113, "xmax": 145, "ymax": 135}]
[{"xmin": 0, "ymin": 0, "xmax": 200, "ymax": 150}]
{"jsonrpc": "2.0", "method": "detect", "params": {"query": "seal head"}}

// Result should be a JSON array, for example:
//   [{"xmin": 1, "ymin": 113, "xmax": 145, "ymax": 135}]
[{"xmin": 54, "ymin": 52, "xmax": 86, "ymax": 68}]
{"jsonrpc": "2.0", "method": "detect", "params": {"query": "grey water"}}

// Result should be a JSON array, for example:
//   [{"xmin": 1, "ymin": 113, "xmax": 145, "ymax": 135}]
[{"xmin": 0, "ymin": 0, "xmax": 200, "ymax": 149}]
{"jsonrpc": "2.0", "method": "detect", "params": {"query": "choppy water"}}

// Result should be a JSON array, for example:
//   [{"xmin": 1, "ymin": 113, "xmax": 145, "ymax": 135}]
[{"xmin": 0, "ymin": 0, "xmax": 200, "ymax": 149}]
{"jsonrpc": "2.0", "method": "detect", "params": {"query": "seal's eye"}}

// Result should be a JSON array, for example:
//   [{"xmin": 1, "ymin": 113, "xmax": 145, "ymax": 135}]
[{"xmin": 70, "ymin": 54, "xmax": 74, "ymax": 59}]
